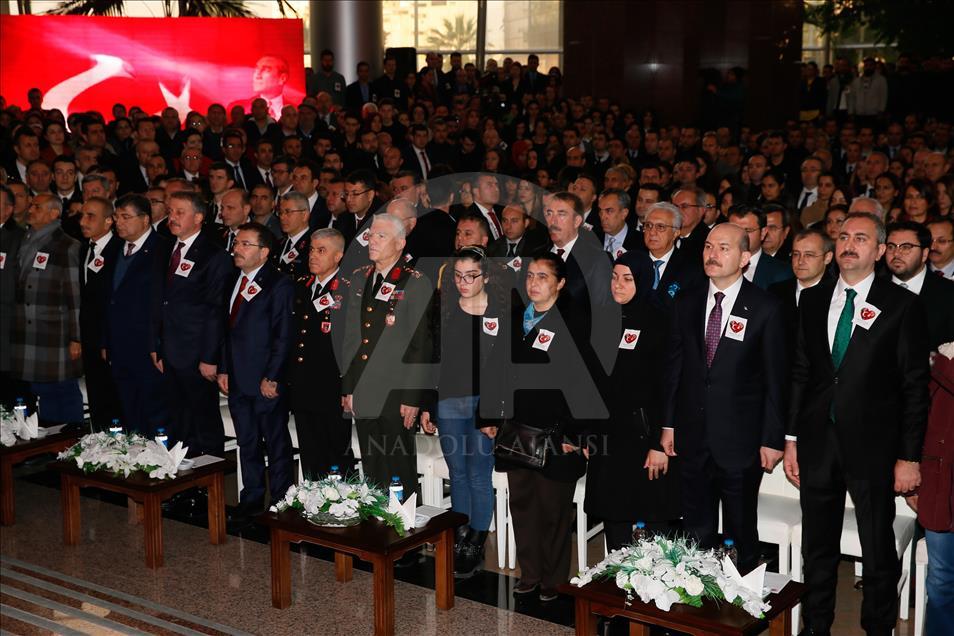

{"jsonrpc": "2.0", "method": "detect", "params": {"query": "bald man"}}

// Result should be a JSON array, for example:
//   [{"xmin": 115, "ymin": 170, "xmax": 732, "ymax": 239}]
[{"xmin": 662, "ymin": 222, "xmax": 788, "ymax": 572}]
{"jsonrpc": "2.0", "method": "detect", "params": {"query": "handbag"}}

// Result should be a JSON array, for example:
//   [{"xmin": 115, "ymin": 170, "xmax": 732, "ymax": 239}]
[{"xmin": 493, "ymin": 419, "xmax": 554, "ymax": 469}]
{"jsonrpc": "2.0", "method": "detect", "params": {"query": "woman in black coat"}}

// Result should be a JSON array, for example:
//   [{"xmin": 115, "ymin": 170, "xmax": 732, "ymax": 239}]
[
  {"xmin": 496, "ymin": 252, "xmax": 590, "ymax": 603},
  {"xmin": 584, "ymin": 250, "xmax": 681, "ymax": 551}
]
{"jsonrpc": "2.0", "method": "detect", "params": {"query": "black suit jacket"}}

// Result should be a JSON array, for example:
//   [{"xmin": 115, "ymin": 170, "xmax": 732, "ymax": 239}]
[
  {"xmin": 0, "ymin": 220, "xmax": 26, "ymax": 372},
  {"xmin": 650, "ymin": 246, "xmax": 706, "ymax": 312},
  {"xmin": 488, "ymin": 230, "xmax": 551, "ymax": 258},
  {"xmin": 345, "ymin": 81, "xmax": 374, "ymax": 114},
  {"xmin": 272, "ymin": 231, "xmax": 311, "ymax": 280},
  {"xmin": 676, "ymin": 223, "xmax": 710, "ymax": 261},
  {"xmin": 751, "ymin": 251, "xmax": 794, "ymax": 290},
  {"xmin": 663, "ymin": 279, "xmax": 788, "ymax": 470},
  {"xmin": 80, "ymin": 235, "xmax": 122, "ymax": 352},
  {"xmin": 913, "ymin": 271, "xmax": 954, "ymax": 349},
  {"xmin": 788, "ymin": 277, "xmax": 931, "ymax": 479}
]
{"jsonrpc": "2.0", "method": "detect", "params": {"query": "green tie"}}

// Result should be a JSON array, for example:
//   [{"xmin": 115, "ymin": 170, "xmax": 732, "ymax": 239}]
[{"xmin": 831, "ymin": 288, "xmax": 856, "ymax": 369}]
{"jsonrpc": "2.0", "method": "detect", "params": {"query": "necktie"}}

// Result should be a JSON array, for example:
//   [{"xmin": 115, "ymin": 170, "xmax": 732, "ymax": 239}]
[
  {"xmin": 935, "ymin": 269, "xmax": 945, "ymax": 277},
  {"xmin": 126, "ymin": 242, "xmax": 135, "ymax": 257},
  {"xmin": 264, "ymin": 170, "xmax": 272, "ymax": 188},
  {"xmin": 419, "ymin": 149, "xmax": 430, "ymax": 176},
  {"xmin": 486, "ymin": 209, "xmax": 503, "ymax": 238},
  {"xmin": 652, "ymin": 260, "xmax": 664, "ymax": 290},
  {"xmin": 227, "ymin": 232, "xmax": 235, "ymax": 253},
  {"xmin": 705, "ymin": 291, "xmax": 725, "ymax": 368},
  {"xmin": 167, "ymin": 241, "xmax": 184, "ymax": 282},
  {"xmin": 371, "ymin": 272, "xmax": 384, "ymax": 296},
  {"xmin": 282, "ymin": 237, "xmax": 292, "ymax": 258},
  {"xmin": 507, "ymin": 242, "xmax": 517, "ymax": 257},
  {"xmin": 831, "ymin": 288, "xmax": 856, "ymax": 369},
  {"xmin": 899, "ymin": 281, "xmax": 908, "ymax": 289},
  {"xmin": 799, "ymin": 190, "xmax": 811, "ymax": 210},
  {"xmin": 556, "ymin": 248, "xmax": 566, "ymax": 259},
  {"xmin": 87, "ymin": 241, "xmax": 96, "ymax": 264},
  {"xmin": 233, "ymin": 164, "xmax": 246, "ymax": 190},
  {"xmin": 229, "ymin": 275, "xmax": 248, "ymax": 327},
  {"xmin": 311, "ymin": 281, "xmax": 322, "ymax": 301},
  {"xmin": 605, "ymin": 236, "xmax": 615, "ymax": 254}
]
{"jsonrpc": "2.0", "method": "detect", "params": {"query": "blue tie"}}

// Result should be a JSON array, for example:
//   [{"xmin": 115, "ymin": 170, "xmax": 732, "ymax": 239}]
[{"xmin": 652, "ymin": 260, "xmax": 664, "ymax": 290}]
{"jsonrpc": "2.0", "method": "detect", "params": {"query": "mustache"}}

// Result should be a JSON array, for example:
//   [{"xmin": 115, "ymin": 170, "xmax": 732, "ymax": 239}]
[
  {"xmin": 840, "ymin": 250, "xmax": 858, "ymax": 258},
  {"xmin": 705, "ymin": 259, "xmax": 720, "ymax": 266}
]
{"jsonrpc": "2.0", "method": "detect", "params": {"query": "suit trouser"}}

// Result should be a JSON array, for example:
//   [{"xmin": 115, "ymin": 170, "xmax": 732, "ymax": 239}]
[
  {"xmin": 110, "ymin": 359, "xmax": 167, "ymax": 435},
  {"xmin": 82, "ymin": 348, "xmax": 121, "ymax": 431},
  {"xmin": 680, "ymin": 449, "xmax": 763, "ymax": 572},
  {"xmin": 800, "ymin": 426, "xmax": 900, "ymax": 635},
  {"xmin": 229, "ymin": 390, "xmax": 293, "ymax": 505},
  {"xmin": 166, "ymin": 364, "xmax": 224, "ymax": 456},
  {"xmin": 293, "ymin": 398, "xmax": 354, "ymax": 481},
  {"xmin": 354, "ymin": 403, "xmax": 418, "ymax": 496},
  {"xmin": 507, "ymin": 467, "xmax": 576, "ymax": 590}
]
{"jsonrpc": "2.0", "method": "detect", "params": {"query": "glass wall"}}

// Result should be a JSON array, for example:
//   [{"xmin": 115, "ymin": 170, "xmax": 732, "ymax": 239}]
[{"xmin": 802, "ymin": 0, "xmax": 897, "ymax": 67}]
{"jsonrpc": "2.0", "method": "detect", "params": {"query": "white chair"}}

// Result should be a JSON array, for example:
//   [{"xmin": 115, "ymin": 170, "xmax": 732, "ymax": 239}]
[
  {"xmin": 790, "ymin": 494, "xmax": 916, "ymax": 635},
  {"xmin": 572, "ymin": 475, "xmax": 604, "ymax": 569},
  {"xmin": 756, "ymin": 467, "xmax": 802, "ymax": 575},
  {"xmin": 914, "ymin": 537, "xmax": 927, "ymax": 636}
]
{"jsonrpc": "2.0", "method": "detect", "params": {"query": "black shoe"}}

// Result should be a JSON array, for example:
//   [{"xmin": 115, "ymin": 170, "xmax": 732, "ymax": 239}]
[
  {"xmin": 797, "ymin": 629, "xmax": 831, "ymax": 636},
  {"xmin": 513, "ymin": 580, "xmax": 539, "ymax": 595},
  {"xmin": 226, "ymin": 499, "xmax": 263, "ymax": 533},
  {"xmin": 539, "ymin": 587, "xmax": 559, "ymax": 602},
  {"xmin": 453, "ymin": 525, "xmax": 471, "ymax": 556},
  {"xmin": 454, "ymin": 529, "xmax": 488, "ymax": 579}
]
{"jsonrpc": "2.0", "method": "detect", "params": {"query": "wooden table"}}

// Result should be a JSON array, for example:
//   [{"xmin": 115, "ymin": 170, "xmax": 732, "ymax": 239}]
[
  {"xmin": 559, "ymin": 578, "xmax": 805, "ymax": 636},
  {"xmin": 260, "ymin": 508, "xmax": 467, "ymax": 635},
  {"xmin": 52, "ymin": 456, "xmax": 232, "ymax": 568},
  {"xmin": 1, "ymin": 428, "xmax": 80, "ymax": 526}
]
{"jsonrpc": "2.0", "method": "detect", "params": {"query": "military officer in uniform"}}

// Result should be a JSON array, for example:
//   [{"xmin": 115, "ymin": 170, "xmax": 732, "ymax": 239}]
[
  {"xmin": 273, "ymin": 191, "xmax": 311, "ymax": 279},
  {"xmin": 341, "ymin": 213, "xmax": 433, "ymax": 496},
  {"xmin": 289, "ymin": 228, "xmax": 353, "ymax": 479}
]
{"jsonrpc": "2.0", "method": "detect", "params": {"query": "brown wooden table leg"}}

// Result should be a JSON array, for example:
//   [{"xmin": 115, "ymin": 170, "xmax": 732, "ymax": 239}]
[
  {"xmin": 206, "ymin": 471, "xmax": 226, "ymax": 545},
  {"xmin": 60, "ymin": 473, "xmax": 80, "ymax": 545},
  {"xmin": 769, "ymin": 607, "xmax": 792, "ymax": 636},
  {"xmin": 628, "ymin": 620, "xmax": 650, "ymax": 636},
  {"xmin": 270, "ymin": 528, "xmax": 292, "ymax": 609},
  {"xmin": 574, "ymin": 596, "xmax": 597, "ymax": 636},
  {"xmin": 0, "ymin": 457, "xmax": 14, "ymax": 526},
  {"xmin": 434, "ymin": 527, "xmax": 454, "ymax": 610},
  {"xmin": 335, "ymin": 552, "xmax": 353, "ymax": 582},
  {"xmin": 127, "ymin": 497, "xmax": 143, "ymax": 525},
  {"xmin": 371, "ymin": 555, "xmax": 395, "ymax": 636},
  {"xmin": 142, "ymin": 493, "xmax": 163, "ymax": 568}
]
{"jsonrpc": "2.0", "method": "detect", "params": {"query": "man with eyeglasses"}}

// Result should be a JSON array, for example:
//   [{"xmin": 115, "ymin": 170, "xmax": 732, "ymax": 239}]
[
  {"xmin": 269, "ymin": 156, "xmax": 295, "ymax": 203},
  {"xmin": 671, "ymin": 186, "xmax": 711, "ymax": 260},
  {"xmin": 885, "ymin": 221, "xmax": 954, "ymax": 349},
  {"xmin": 727, "ymin": 204, "xmax": 793, "ymax": 290},
  {"xmin": 273, "ymin": 191, "xmax": 312, "ymax": 279},
  {"xmin": 344, "ymin": 169, "xmax": 378, "ymax": 235},
  {"xmin": 218, "ymin": 222, "xmax": 294, "ymax": 530},
  {"xmin": 643, "ymin": 202, "xmax": 705, "ymax": 311},
  {"xmin": 770, "ymin": 227, "xmax": 834, "ymax": 353},
  {"xmin": 101, "ymin": 194, "xmax": 172, "ymax": 435},
  {"xmin": 926, "ymin": 218, "xmax": 954, "ymax": 280},
  {"xmin": 178, "ymin": 147, "xmax": 204, "ymax": 185}
]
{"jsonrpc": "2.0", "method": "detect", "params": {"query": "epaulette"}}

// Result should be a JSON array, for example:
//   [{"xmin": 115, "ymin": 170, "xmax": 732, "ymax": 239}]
[
  {"xmin": 353, "ymin": 264, "xmax": 373, "ymax": 277},
  {"xmin": 297, "ymin": 274, "xmax": 315, "ymax": 286}
]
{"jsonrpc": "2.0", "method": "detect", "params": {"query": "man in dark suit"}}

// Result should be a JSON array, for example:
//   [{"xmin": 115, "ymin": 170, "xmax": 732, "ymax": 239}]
[
  {"xmin": 644, "ymin": 202, "xmax": 706, "ymax": 312},
  {"xmin": 597, "ymin": 189, "xmax": 644, "ymax": 260},
  {"xmin": 0, "ymin": 186, "xmax": 26, "ymax": 407},
  {"xmin": 218, "ymin": 222, "xmax": 294, "ymax": 527},
  {"xmin": 288, "ymin": 228, "xmax": 353, "ymax": 479},
  {"xmin": 155, "ymin": 192, "xmax": 232, "ymax": 457},
  {"xmin": 727, "ymin": 204, "xmax": 794, "ymax": 290},
  {"xmin": 78, "ymin": 197, "xmax": 122, "ymax": 430},
  {"xmin": 784, "ymin": 213, "xmax": 931, "ymax": 636},
  {"xmin": 103, "ymin": 194, "xmax": 171, "ymax": 434},
  {"xmin": 273, "ymin": 191, "xmax": 312, "ymax": 279},
  {"xmin": 662, "ymin": 222, "xmax": 788, "ymax": 572},
  {"xmin": 769, "ymin": 228, "xmax": 834, "ymax": 353},
  {"xmin": 885, "ymin": 221, "xmax": 954, "ymax": 349},
  {"xmin": 314, "ymin": 178, "xmax": 358, "ymax": 245},
  {"xmin": 118, "ymin": 140, "xmax": 158, "ymax": 195},
  {"xmin": 671, "ymin": 186, "xmax": 711, "ymax": 260},
  {"xmin": 221, "ymin": 130, "xmax": 255, "ymax": 192},
  {"xmin": 401, "ymin": 125, "xmax": 434, "ymax": 180},
  {"xmin": 454, "ymin": 174, "xmax": 505, "ymax": 242},
  {"xmin": 488, "ymin": 204, "xmax": 550, "ymax": 260},
  {"xmin": 345, "ymin": 61, "xmax": 375, "ymax": 114}
]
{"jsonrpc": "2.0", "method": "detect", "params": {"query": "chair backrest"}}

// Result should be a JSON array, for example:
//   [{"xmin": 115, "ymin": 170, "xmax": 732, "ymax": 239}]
[{"xmin": 759, "ymin": 465, "xmax": 801, "ymax": 499}]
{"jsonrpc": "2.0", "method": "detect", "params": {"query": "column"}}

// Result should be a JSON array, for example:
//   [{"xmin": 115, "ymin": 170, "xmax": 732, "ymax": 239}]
[{"xmin": 310, "ymin": 0, "xmax": 384, "ymax": 84}]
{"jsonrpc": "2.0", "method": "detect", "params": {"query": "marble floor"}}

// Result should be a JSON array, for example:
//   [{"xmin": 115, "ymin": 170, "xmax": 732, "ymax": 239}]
[{"xmin": 0, "ymin": 463, "xmax": 918, "ymax": 635}]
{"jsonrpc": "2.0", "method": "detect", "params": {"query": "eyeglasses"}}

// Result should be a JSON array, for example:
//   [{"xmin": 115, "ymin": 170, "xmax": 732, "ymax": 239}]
[
  {"xmin": 932, "ymin": 237, "xmax": 953, "ymax": 246},
  {"xmin": 234, "ymin": 240, "xmax": 264, "ymax": 249},
  {"xmin": 885, "ymin": 242, "xmax": 921, "ymax": 254},
  {"xmin": 453, "ymin": 271, "xmax": 483, "ymax": 284},
  {"xmin": 675, "ymin": 203, "xmax": 702, "ymax": 211},
  {"xmin": 643, "ymin": 222, "xmax": 676, "ymax": 232},
  {"xmin": 344, "ymin": 189, "xmax": 371, "ymax": 198},
  {"xmin": 278, "ymin": 208, "xmax": 308, "ymax": 216}
]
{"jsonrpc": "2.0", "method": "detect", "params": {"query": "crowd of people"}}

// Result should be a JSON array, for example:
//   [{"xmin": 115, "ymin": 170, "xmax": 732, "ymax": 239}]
[{"xmin": 1, "ymin": 47, "xmax": 953, "ymax": 636}]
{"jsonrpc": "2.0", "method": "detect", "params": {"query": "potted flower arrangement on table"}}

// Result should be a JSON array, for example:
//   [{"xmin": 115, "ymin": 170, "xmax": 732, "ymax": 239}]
[
  {"xmin": 271, "ymin": 477, "xmax": 407, "ymax": 536},
  {"xmin": 57, "ymin": 432, "xmax": 188, "ymax": 480}
]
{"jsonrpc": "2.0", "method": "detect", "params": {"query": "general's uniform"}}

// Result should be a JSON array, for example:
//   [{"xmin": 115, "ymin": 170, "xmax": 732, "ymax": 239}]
[
  {"xmin": 272, "ymin": 232, "xmax": 310, "ymax": 280},
  {"xmin": 341, "ymin": 263, "xmax": 433, "ymax": 493},
  {"xmin": 288, "ymin": 270, "xmax": 354, "ymax": 479}
]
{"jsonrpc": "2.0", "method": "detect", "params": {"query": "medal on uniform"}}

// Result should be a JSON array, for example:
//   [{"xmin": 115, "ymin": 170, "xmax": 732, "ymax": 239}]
[
  {"xmin": 385, "ymin": 313, "xmax": 396, "ymax": 327},
  {"xmin": 321, "ymin": 321, "xmax": 332, "ymax": 333}
]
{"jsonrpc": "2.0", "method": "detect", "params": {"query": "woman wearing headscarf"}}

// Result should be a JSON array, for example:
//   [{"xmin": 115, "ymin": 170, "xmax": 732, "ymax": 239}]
[{"xmin": 584, "ymin": 250, "xmax": 681, "ymax": 550}]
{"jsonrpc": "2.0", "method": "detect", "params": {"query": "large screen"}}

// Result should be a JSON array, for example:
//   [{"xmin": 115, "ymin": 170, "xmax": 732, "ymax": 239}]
[{"xmin": 0, "ymin": 15, "xmax": 305, "ymax": 120}]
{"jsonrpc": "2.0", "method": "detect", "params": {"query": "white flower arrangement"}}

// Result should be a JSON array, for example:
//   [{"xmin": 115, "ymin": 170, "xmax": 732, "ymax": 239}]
[
  {"xmin": 271, "ymin": 477, "xmax": 407, "ymax": 536},
  {"xmin": 571, "ymin": 535, "xmax": 771, "ymax": 619},
  {"xmin": 57, "ymin": 432, "xmax": 189, "ymax": 480},
  {"xmin": 0, "ymin": 405, "xmax": 39, "ymax": 447}
]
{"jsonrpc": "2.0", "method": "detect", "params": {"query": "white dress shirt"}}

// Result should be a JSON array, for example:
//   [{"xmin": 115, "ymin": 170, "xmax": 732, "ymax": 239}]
[
  {"xmin": 175, "ymin": 229, "xmax": 201, "ymax": 261},
  {"xmin": 649, "ymin": 246, "xmax": 675, "ymax": 279},
  {"xmin": 603, "ymin": 225, "xmax": 629, "ymax": 253},
  {"xmin": 891, "ymin": 266, "xmax": 927, "ymax": 295},
  {"xmin": 827, "ymin": 271, "xmax": 876, "ymax": 350},
  {"xmin": 307, "ymin": 191, "xmax": 319, "ymax": 213},
  {"xmin": 84, "ymin": 233, "xmax": 112, "ymax": 283},
  {"xmin": 704, "ymin": 275, "xmax": 744, "ymax": 340},
  {"xmin": 797, "ymin": 187, "xmax": 818, "ymax": 209},
  {"xmin": 930, "ymin": 259, "xmax": 954, "ymax": 280},
  {"xmin": 743, "ymin": 249, "xmax": 763, "ymax": 282},
  {"xmin": 125, "ymin": 227, "xmax": 153, "ymax": 256},
  {"xmin": 229, "ymin": 264, "xmax": 264, "ymax": 308},
  {"xmin": 282, "ymin": 228, "xmax": 309, "ymax": 256},
  {"xmin": 795, "ymin": 278, "xmax": 821, "ymax": 305},
  {"xmin": 551, "ymin": 235, "xmax": 579, "ymax": 261},
  {"xmin": 313, "ymin": 268, "xmax": 340, "ymax": 296}
]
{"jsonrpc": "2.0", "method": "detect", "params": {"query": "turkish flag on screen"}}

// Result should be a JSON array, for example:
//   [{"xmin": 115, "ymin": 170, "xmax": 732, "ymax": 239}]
[{"xmin": 0, "ymin": 15, "xmax": 305, "ymax": 118}]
